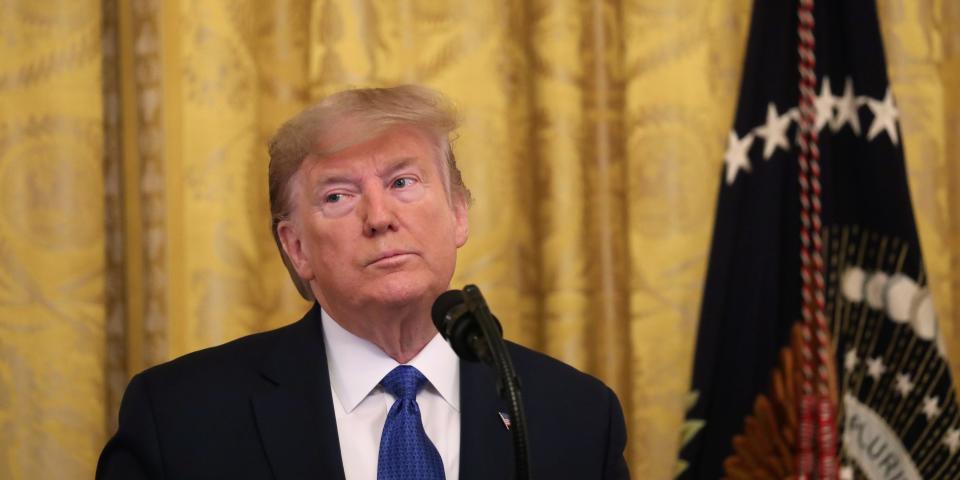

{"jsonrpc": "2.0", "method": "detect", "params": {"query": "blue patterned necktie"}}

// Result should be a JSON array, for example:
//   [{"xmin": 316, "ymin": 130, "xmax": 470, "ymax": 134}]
[{"xmin": 377, "ymin": 365, "xmax": 445, "ymax": 480}]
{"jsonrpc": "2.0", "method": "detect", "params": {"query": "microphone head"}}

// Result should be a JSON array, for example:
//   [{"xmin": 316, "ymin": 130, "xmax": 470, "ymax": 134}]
[
  {"xmin": 432, "ymin": 290, "xmax": 465, "ymax": 338},
  {"xmin": 431, "ymin": 289, "xmax": 482, "ymax": 362}
]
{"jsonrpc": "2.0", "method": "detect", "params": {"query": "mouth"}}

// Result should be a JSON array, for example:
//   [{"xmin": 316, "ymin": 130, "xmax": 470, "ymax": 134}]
[{"xmin": 366, "ymin": 250, "xmax": 417, "ymax": 267}]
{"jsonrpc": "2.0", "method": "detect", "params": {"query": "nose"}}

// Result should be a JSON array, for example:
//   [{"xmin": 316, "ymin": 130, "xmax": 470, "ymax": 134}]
[{"xmin": 359, "ymin": 185, "xmax": 398, "ymax": 237}]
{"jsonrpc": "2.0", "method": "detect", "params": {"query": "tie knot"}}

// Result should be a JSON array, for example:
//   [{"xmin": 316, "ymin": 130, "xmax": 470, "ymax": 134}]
[{"xmin": 381, "ymin": 365, "xmax": 428, "ymax": 401}]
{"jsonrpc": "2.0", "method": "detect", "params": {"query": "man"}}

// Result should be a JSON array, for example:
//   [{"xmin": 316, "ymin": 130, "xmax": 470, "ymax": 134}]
[{"xmin": 97, "ymin": 85, "xmax": 629, "ymax": 479}]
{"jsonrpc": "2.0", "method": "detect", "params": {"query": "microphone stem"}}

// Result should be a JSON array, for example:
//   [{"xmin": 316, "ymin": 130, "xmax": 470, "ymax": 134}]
[{"xmin": 464, "ymin": 285, "xmax": 532, "ymax": 480}]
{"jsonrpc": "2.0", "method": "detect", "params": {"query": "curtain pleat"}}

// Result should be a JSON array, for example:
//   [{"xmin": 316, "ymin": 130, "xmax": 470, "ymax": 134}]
[{"xmin": 0, "ymin": 1, "xmax": 107, "ymax": 477}]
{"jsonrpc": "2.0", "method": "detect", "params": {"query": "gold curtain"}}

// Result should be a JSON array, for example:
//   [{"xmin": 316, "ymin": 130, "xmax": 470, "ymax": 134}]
[{"xmin": 0, "ymin": 0, "xmax": 957, "ymax": 478}]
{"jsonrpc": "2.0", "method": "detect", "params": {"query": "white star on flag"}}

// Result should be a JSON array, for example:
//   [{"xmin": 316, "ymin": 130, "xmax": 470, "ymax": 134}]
[
  {"xmin": 724, "ymin": 131, "xmax": 754, "ymax": 185},
  {"xmin": 922, "ymin": 395, "xmax": 942, "ymax": 421},
  {"xmin": 866, "ymin": 87, "xmax": 900, "ymax": 144},
  {"xmin": 944, "ymin": 428, "xmax": 960, "ymax": 454},
  {"xmin": 866, "ymin": 356, "xmax": 886, "ymax": 380},
  {"xmin": 755, "ymin": 103, "xmax": 792, "ymax": 160},
  {"xmin": 895, "ymin": 373, "xmax": 915, "ymax": 397},
  {"xmin": 787, "ymin": 107, "xmax": 801, "ymax": 122},
  {"xmin": 832, "ymin": 77, "xmax": 862, "ymax": 135},
  {"xmin": 814, "ymin": 76, "xmax": 836, "ymax": 132},
  {"xmin": 840, "ymin": 465, "xmax": 854, "ymax": 480},
  {"xmin": 844, "ymin": 349, "xmax": 858, "ymax": 372}
]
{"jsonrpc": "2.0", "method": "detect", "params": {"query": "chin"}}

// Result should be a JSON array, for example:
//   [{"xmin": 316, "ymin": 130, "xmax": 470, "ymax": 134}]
[{"xmin": 364, "ymin": 276, "xmax": 441, "ymax": 308}]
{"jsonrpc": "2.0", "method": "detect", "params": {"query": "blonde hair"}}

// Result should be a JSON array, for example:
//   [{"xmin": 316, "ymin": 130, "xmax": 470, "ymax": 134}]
[{"xmin": 267, "ymin": 85, "xmax": 471, "ymax": 300}]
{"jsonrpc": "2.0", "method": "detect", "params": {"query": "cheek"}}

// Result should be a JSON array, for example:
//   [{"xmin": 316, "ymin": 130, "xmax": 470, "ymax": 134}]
[
  {"xmin": 422, "ymin": 211, "xmax": 462, "ymax": 263},
  {"xmin": 303, "ymin": 224, "xmax": 351, "ymax": 264},
  {"xmin": 416, "ymin": 206, "xmax": 457, "ymax": 241}
]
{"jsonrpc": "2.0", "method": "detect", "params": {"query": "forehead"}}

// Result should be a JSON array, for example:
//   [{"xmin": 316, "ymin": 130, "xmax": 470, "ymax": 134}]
[{"xmin": 301, "ymin": 125, "xmax": 447, "ymax": 179}]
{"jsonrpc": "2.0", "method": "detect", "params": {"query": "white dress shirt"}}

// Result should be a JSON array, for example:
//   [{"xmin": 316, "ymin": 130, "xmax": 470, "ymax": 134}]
[{"xmin": 321, "ymin": 309, "xmax": 461, "ymax": 480}]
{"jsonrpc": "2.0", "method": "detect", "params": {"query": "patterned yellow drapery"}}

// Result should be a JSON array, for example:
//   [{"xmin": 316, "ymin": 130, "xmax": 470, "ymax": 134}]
[{"xmin": 1, "ymin": 1, "xmax": 958, "ymax": 478}]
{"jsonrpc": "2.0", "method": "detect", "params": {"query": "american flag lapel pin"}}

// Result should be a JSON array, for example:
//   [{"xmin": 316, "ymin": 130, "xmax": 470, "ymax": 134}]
[{"xmin": 498, "ymin": 411, "xmax": 511, "ymax": 431}]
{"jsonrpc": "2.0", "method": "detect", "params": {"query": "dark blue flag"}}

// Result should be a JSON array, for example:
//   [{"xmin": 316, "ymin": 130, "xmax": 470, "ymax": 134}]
[{"xmin": 677, "ymin": 1, "xmax": 960, "ymax": 479}]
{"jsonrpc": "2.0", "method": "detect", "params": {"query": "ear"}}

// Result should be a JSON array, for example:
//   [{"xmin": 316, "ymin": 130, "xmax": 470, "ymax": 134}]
[
  {"xmin": 452, "ymin": 196, "xmax": 469, "ymax": 248},
  {"xmin": 277, "ymin": 219, "xmax": 315, "ymax": 281}
]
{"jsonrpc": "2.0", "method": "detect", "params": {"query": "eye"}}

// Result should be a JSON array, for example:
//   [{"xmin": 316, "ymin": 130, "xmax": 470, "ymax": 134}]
[
  {"xmin": 391, "ymin": 177, "xmax": 417, "ymax": 189},
  {"xmin": 324, "ymin": 193, "xmax": 345, "ymax": 203}
]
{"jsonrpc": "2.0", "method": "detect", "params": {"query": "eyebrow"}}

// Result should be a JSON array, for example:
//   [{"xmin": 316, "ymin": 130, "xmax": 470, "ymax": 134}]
[
  {"xmin": 378, "ymin": 157, "xmax": 420, "ymax": 178},
  {"xmin": 313, "ymin": 173, "xmax": 356, "ymax": 189},
  {"xmin": 310, "ymin": 157, "xmax": 423, "ymax": 191}
]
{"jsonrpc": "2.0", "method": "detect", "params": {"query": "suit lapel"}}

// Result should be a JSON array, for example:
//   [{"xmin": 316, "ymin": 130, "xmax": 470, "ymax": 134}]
[
  {"xmin": 458, "ymin": 360, "xmax": 514, "ymax": 480},
  {"xmin": 252, "ymin": 304, "xmax": 345, "ymax": 480},
  {"xmin": 252, "ymin": 304, "xmax": 517, "ymax": 479}
]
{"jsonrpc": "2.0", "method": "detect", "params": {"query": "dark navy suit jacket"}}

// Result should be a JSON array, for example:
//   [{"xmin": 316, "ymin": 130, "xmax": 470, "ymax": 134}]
[{"xmin": 97, "ymin": 304, "xmax": 630, "ymax": 479}]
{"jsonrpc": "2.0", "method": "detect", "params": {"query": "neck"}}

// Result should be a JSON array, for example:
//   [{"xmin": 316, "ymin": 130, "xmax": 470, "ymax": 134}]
[{"xmin": 321, "ymin": 299, "xmax": 437, "ymax": 364}]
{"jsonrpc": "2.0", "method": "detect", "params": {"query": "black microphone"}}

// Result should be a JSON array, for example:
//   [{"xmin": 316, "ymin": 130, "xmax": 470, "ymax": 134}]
[
  {"xmin": 431, "ymin": 285, "xmax": 531, "ymax": 479},
  {"xmin": 431, "ymin": 288, "xmax": 503, "ymax": 365}
]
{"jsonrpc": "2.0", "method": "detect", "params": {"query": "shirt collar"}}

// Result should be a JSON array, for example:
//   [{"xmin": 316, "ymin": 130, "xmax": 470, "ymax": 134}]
[{"xmin": 321, "ymin": 308, "xmax": 460, "ymax": 413}]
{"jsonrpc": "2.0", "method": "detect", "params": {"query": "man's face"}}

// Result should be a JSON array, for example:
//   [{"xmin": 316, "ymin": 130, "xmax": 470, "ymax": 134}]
[{"xmin": 278, "ymin": 125, "xmax": 469, "ymax": 313}]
